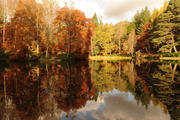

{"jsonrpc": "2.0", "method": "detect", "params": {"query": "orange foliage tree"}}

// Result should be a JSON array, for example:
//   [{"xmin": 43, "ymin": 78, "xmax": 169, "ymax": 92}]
[
  {"xmin": 54, "ymin": 7, "xmax": 94, "ymax": 59},
  {"xmin": 3, "ymin": 0, "xmax": 44, "ymax": 60},
  {"xmin": 136, "ymin": 22, "xmax": 151, "ymax": 53}
]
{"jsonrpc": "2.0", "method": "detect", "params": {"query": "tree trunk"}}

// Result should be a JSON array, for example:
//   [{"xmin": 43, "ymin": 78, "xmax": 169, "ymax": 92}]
[
  {"xmin": 46, "ymin": 26, "xmax": 50, "ymax": 58},
  {"xmin": 91, "ymin": 38, "xmax": 93, "ymax": 56},
  {"xmin": 46, "ymin": 46, "xmax": 49, "ymax": 58},
  {"xmin": 119, "ymin": 61, "xmax": 121, "ymax": 80},
  {"xmin": 170, "ymin": 47, "xmax": 172, "ymax": 53},
  {"xmin": 36, "ymin": 8, "xmax": 39, "ymax": 55},
  {"xmin": 170, "ymin": 64, "xmax": 177, "ymax": 82},
  {"xmin": 172, "ymin": 64, "xmax": 177, "ymax": 82},
  {"xmin": 67, "ymin": 30, "xmax": 70, "ymax": 57},
  {"xmin": 171, "ymin": 32, "xmax": 177, "ymax": 53},
  {"xmin": 46, "ymin": 34, "xmax": 49, "ymax": 58},
  {"xmin": 119, "ymin": 37, "xmax": 121, "ymax": 55},
  {"xmin": 36, "ymin": 44, "xmax": 39, "ymax": 55},
  {"xmin": 3, "ymin": 0, "xmax": 6, "ymax": 48},
  {"xmin": 173, "ymin": 45, "xmax": 177, "ymax": 53},
  {"xmin": 67, "ymin": 38, "xmax": 70, "ymax": 57},
  {"xmin": 3, "ymin": 22, "xmax": 5, "ymax": 48},
  {"xmin": 4, "ymin": 75, "xmax": 6, "ymax": 105},
  {"xmin": 14, "ymin": 26, "xmax": 16, "ymax": 49}
]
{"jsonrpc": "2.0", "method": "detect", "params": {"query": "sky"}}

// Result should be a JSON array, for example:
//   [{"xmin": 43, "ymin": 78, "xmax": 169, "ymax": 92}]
[{"xmin": 59, "ymin": 0, "xmax": 168, "ymax": 24}]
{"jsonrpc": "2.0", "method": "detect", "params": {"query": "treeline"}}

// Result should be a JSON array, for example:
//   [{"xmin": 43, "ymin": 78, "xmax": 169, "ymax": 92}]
[
  {"xmin": 91, "ymin": 0, "xmax": 180, "ymax": 57},
  {"xmin": 0, "ymin": 0, "xmax": 93, "ymax": 60},
  {"xmin": 0, "ymin": 0, "xmax": 179, "ymax": 60}
]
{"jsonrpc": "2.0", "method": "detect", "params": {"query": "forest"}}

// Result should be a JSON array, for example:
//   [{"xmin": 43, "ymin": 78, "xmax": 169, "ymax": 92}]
[
  {"xmin": 91, "ymin": 0, "xmax": 180, "ymax": 58},
  {"xmin": 0, "ymin": 0, "xmax": 179, "ymax": 61}
]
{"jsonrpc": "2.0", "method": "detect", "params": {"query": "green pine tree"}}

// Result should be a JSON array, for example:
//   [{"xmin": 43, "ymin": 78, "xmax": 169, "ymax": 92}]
[
  {"xmin": 150, "ymin": 0, "xmax": 179, "ymax": 53},
  {"xmin": 171, "ymin": 0, "xmax": 180, "ymax": 49},
  {"xmin": 92, "ymin": 13, "xmax": 99, "ymax": 27}
]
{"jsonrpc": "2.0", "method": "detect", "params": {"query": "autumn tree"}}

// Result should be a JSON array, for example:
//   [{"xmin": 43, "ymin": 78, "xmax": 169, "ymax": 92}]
[
  {"xmin": 151, "ymin": 1, "xmax": 168, "ymax": 22},
  {"xmin": 0, "ymin": 0, "xmax": 7, "ymax": 48},
  {"xmin": 41, "ymin": 0, "xmax": 59, "ymax": 57},
  {"xmin": 114, "ymin": 21, "xmax": 129, "ymax": 54},
  {"xmin": 3, "ymin": 0, "xmax": 44, "ymax": 60},
  {"xmin": 0, "ymin": 1, "xmax": 3, "ymax": 23},
  {"xmin": 5, "ymin": 0, "xmax": 19, "ymax": 19},
  {"xmin": 54, "ymin": 7, "xmax": 93, "ymax": 59},
  {"xmin": 0, "ymin": 1, "xmax": 3, "ymax": 49},
  {"xmin": 92, "ymin": 24, "xmax": 115, "ymax": 56},
  {"xmin": 123, "ymin": 29, "xmax": 137, "ymax": 55},
  {"xmin": 120, "ymin": 7, "xmax": 150, "ymax": 55},
  {"xmin": 136, "ymin": 22, "xmax": 151, "ymax": 53},
  {"xmin": 0, "ymin": 0, "xmax": 18, "ymax": 51}
]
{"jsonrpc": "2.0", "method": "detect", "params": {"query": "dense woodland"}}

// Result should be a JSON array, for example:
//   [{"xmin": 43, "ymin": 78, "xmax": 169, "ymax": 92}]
[
  {"xmin": 92, "ymin": 0, "xmax": 180, "ymax": 57},
  {"xmin": 0, "ymin": 0, "xmax": 179, "ymax": 61},
  {"xmin": 0, "ymin": 0, "xmax": 93, "ymax": 60}
]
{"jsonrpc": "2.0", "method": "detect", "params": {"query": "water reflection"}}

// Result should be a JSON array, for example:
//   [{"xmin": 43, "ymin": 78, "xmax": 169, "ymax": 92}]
[
  {"xmin": 0, "ymin": 62, "xmax": 96, "ymax": 120},
  {"xmin": 0, "ymin": 60, "xmax": 179, "ymax": 120},
  {"xmin": 72, "ymin": 91, "xmax": 169, "ymax": 120}
]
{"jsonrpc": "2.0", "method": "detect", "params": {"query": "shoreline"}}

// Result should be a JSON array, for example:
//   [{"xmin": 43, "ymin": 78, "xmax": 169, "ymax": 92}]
[
  {"xmin": 160, "ymin": 57, "xmax": 180, "ymax": 60},
  {"xmin": 89, "ymin": 56, "xmax": 132, "ymax": 60},
  {"xmin": 89, "ymin": 56, "xmax": 180, "ymax": 61}
]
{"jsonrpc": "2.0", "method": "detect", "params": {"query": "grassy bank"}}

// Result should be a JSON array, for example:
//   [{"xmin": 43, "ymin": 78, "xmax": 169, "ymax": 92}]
[
  {"xmin": 89, "ymin": 56, "xmax": 132, "ymax": 61},
  {"xmin": 160, "ymin": 57, "xmax": 180, "ymax": 60}
]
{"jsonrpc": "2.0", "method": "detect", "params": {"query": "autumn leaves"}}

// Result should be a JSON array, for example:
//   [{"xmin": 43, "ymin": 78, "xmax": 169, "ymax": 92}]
[
  {"xmin": 0, "ymin": 0, "xmax": 93, "ymax": 60},
  {"xmin": 54, "ymin": 8, "xmax": 93, "ymax": 59}
]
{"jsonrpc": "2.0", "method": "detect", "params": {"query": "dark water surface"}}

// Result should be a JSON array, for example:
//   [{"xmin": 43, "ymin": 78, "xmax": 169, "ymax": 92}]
[{"xmin": 0, "ymin": 60, "xmax": 179, "ymax": 120}]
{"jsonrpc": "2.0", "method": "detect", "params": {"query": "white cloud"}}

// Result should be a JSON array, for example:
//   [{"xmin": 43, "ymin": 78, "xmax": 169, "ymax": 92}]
[{"xmin": 58, "ymin": 0, "xmax": 168, "ymax": 24}]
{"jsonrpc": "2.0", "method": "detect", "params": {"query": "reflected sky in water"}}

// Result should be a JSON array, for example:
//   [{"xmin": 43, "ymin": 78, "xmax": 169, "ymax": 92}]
[{"xmin": 61, "ymin": 89, "xmax": 170, "ymax": 120}]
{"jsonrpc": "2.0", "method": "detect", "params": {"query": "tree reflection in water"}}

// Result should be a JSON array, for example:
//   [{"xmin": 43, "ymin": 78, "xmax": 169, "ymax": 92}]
[
  {"xmin": 0, "ymin": 61, "xmax": 179, "ymax": 120},
  {"xmin": 91, "ymin": 60, "xmax": 180, "ymax": 120},
  {"xmin": 0, "ymin": 61, "xmax": 96, "ymax": 120}
]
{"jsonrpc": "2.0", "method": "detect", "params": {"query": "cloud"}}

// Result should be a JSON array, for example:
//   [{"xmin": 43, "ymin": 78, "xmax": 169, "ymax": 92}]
[
  {"xmin": 59, "ymin": 0, "xmax": 103, "ymax": 18},
  {"xmin": 103, "ymin": 0, "xmax": 166, "ymax": 20},
  {"xmin": 58, "ymin": 0, "xmax": 167, "ymax": 24}
]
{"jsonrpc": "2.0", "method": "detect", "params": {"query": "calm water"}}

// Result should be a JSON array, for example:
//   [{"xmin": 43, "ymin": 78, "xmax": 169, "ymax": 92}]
[{"xmin": 0, "ymin": 60, "xmax": 179, "ymax": 120}]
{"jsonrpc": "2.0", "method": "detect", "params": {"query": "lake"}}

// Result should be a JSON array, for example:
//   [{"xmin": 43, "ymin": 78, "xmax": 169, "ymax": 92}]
[{"xmin": 0, "ymin": 60, "xmax": 179, "ymax": 120}]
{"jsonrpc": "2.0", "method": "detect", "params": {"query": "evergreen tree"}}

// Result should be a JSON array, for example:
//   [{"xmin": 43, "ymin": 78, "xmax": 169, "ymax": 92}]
[
  {"xmin": 151, "ymin": 11, "xmax": 176, "ymax": 53},
  {"xmin": 150, "ymin": 0, "xmax": 179, "ymax": 53},
  {"xmin": 151, "ymin": 9, "xmax": 160, "ymax": 22},
  {"xmin": 92, "ymin": 13, "xmax": 99, "ymax": 27},
  {"xmin": 171, "ymin": 0, "xmax": 180, "ymax": 50},
  {"xmin": 132, "ymin": 7, "xmax": 151, "ymax": 35}
]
